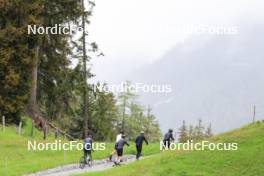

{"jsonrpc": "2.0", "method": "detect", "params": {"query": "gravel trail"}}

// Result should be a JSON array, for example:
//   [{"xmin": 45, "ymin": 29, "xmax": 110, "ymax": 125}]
[{"xmin": 25, "ymin": 155, "xmax": 136, "ymax": 176}]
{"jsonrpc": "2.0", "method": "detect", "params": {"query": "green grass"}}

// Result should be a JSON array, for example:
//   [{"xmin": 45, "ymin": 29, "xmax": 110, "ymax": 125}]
[
  {"xmin": 0, "ymin": 118, "xmax": 160, "ymax": 176},
  {"xmin": 77, "ymin": 122, "xmax": 264, "ymax": 176}
]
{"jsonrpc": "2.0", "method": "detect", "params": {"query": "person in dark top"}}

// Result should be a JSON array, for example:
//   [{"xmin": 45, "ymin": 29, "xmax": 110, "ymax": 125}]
[
  {"xmin": 135, "ymin": 131, "xmax": 148, "ymax": 160},
  {"xmin": 109, "ymin": 131, "xmax": 124, "ymax": 161},
  {"xmin": 163, "ymin": 129, "xmax": 174, "ymax": 149},
  {"xmin": 115, "ymin": 135, "xmax": 129, "ymax": 165},
  {"xmin": 83, "ymin": 134, "xmax": 93, "ymax": 163}
]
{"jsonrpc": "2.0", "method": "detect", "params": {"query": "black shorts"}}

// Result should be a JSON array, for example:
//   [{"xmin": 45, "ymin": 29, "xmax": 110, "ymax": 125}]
[
  {"xmin": 84, "ymin": 148, "xmax": 92, "ymax": 154},
  {"xmin": 116, "ymin": 148, "xmax": 123, "ymax": 156}
]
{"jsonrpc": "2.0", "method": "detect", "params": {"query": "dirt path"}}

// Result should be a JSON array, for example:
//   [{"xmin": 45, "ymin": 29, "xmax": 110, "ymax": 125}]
[{"xmin": 25, "ymin": 155, "xmax": 136, "ymax": 176}]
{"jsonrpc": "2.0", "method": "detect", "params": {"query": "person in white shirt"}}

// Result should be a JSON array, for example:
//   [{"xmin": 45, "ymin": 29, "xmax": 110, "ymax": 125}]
[
  {"xmin": 109, "ymin": 131, "xmax": 124, "ymax": 161},
  {"xmin": 116, "ymin": 133, "xmax": 122, "ymax": 143}
]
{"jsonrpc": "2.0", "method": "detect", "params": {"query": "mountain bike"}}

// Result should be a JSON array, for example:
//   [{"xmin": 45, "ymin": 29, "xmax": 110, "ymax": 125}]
[{"xmin": 79, "ymin": 153, "xmax": 92, "ymax": 169}]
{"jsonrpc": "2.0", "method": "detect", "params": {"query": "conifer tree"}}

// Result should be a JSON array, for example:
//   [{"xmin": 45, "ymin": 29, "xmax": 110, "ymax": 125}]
[
  {"xmin": 0, "ymin": 0, "xmax": 42, "ymax": 123},
  {"xmin": 188, "ymin": 125, "xmax": 194, "ymax": 140},
  {"xmin": 205, "ymin": 122, "xmax": 213, "ymax": 138},
  {"xmin": 179, "ymin": 120, "xmax": 188, "ymax": 143},
  {"xmin": 194, "ymin": 119, "xmax": 205, "ymax": 140}
]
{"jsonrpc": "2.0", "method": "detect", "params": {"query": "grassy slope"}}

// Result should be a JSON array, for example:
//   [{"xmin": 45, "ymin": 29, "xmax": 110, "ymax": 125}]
[
  {"xmin": 0, "ymin": 118, "xmax": 160, "ymax": 176},
  {"xmin": 78, "ymin": 122, "xmax": 264, "ymax": 176}
]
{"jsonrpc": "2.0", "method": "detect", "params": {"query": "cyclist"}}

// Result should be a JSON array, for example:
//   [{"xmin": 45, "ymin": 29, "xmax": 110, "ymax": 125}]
[
  {"xmin": 135, "ymin": 131, "xmax": 148, "ymax": 160},
  {"xmin": 163, "ymin": 129, "xmax": 174, "ymax": 149},
  {"xmin": 83, "ymin": 134, "xmax": 93, "ymax": 163},
  {"xmin": 114, "ymin": 134, "xmax": 129, "ymax": 165}
]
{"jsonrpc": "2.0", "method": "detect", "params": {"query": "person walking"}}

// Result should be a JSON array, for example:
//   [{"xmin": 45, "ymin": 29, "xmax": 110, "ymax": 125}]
[
  {"xmin": 114, "ymin": 135, "xmax": 129, "ymax": 165},
  {"xmin": 135, "ymin": 131, "xmax": 148, "ymax": 160},
  {"xmin": 163, "ymin": 129, "xmax": 174, "ymax": 149},
  {"xmin": 109, "ymin": 131, "xmax": 124, "ymax": 161}
]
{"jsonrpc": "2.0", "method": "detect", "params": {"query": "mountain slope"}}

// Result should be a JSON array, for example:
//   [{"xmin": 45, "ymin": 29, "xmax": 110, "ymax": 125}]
[{"xmin": 129, "ymin": 23, "xmax": 264, "ymax": 133}]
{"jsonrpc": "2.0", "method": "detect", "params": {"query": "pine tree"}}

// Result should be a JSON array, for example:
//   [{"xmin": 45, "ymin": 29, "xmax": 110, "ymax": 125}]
[
  {"xmin": 144, "ymin": 106, "xmax": 162, "ymax": 142},
  {"xmin": 117, "ymin": 85, "xmax": 162, "ymax": 142},
  {"xmin": 117, "ymin": 81, "xmax": 137, "ymax": 132},
  {"xmin": 188, "ymin": 125, "xmax": 194, "ymax": 140},
  {"xmin": 35, "ymin": 0, "xmax": 84, "ymax": 125},
  {"xmin": 0, "ymin": 0, "xmax": 42, "ymax": 123},
  {"xmin": 205, "ymin": 122, "xmax": 213, "ymax": 138},
  {"xmin": 179, "ymin": 120, "xmax": 188, "ymax": 143},
  {"xmin": 194, "ymin": 119, "xmax": 205, "ymax": 140}
]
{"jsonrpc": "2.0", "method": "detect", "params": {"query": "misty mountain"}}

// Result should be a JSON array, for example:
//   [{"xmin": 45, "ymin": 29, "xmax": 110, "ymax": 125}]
[{"xmin": 128, "ymin": 24, "xmax": 264, "ymax": 134}]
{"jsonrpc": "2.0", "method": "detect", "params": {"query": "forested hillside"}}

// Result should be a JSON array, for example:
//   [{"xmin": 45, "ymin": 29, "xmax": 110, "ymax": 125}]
[{"xmin": 0, "ymin": 0, "xmax": 161, "ymax": 141}]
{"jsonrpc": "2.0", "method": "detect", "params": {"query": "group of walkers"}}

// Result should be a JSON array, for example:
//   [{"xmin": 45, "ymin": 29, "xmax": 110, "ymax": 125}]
[
  {"xmin": 109, "ymin": 130, "xmax": 149, "ymax": 165},
  {"xmin": 82, "ymin": 128, "xmax": 175, "ymax": 167}
]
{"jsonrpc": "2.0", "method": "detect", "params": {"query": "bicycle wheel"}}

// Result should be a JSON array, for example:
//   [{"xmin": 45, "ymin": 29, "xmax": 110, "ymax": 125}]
[
  {"xmin": 79, "ymin": 156, "xmax": 85, "ymax": 169},
  {"xmin": 87, "ymin": 154, "xmax": 92, "ymax": 167}
]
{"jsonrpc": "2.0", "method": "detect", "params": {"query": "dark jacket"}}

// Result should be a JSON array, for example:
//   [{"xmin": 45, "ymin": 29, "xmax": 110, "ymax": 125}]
[
  {"xmin": 116, "ymin": 138, "xmax": 129, "ymax": 149},
  {"xmin": 135, "ymin": 134, "xmax": 148, "ymax": 146},
  {"xmin": 163, "ymin": 132, "xmax": 174, "ymax": 141},
  {"xmin": 84, "ymin": 137, "xmax": 92, "ymax": 150}
]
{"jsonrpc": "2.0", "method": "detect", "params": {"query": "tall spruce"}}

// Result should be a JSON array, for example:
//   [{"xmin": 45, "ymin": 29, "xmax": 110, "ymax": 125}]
[
  {"xmin": 188, "ymin": 125, "xmax": 194, "ymax": 140},
  {"xmin": 36, "ymin": 0, "xmax": 83, "ymax": 122},
  {"xmin": 117, "ymin": 81, "xmax": 137, "ymax": 132},
  {"xmin": 205, "ymin": 122, "xmax": 213, "ymax": 138},
  {"xmin": 0, "ymin": 0, "xmax": 42, "ymax": 123},
  {"xmin": 81, "ymin": 0, "xmax": 89, "ymax": 138},
  {"xmin": 179, "ymin": 120, "xmax": 188, "ymax": 143},
  {"xmin": 194, "ymin": 119, "xmax": 205, "ymax": 140}
]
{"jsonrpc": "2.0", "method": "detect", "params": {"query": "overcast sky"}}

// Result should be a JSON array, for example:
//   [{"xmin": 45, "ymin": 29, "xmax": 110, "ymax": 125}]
[{"xmin": 89, "ymin": 0, "xmax": 263, "ymax": 83}]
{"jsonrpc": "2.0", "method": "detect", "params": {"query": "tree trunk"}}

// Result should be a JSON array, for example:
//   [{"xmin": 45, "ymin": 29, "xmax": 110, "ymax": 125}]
[
  {"xmin": 252, "ymin": 105, "xmax": 256, "ymax": 123},
  {"xmin": 2, "ymin": 116, "xmax": 5, "ymax": 132},
  {"xmin": 122, "ymin": 99, "xmax": 126, "ymax": 132},
  {"xmin": 82, "ymin": 0, "xmax": 89, "ymax": 138},
  {"xmin": 27, "ymin": 46, "xmax": 39, "ymax": 117},
  {"xmin": 27, "ymin": 46, "xmax": 45, "ymax": 130}
]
